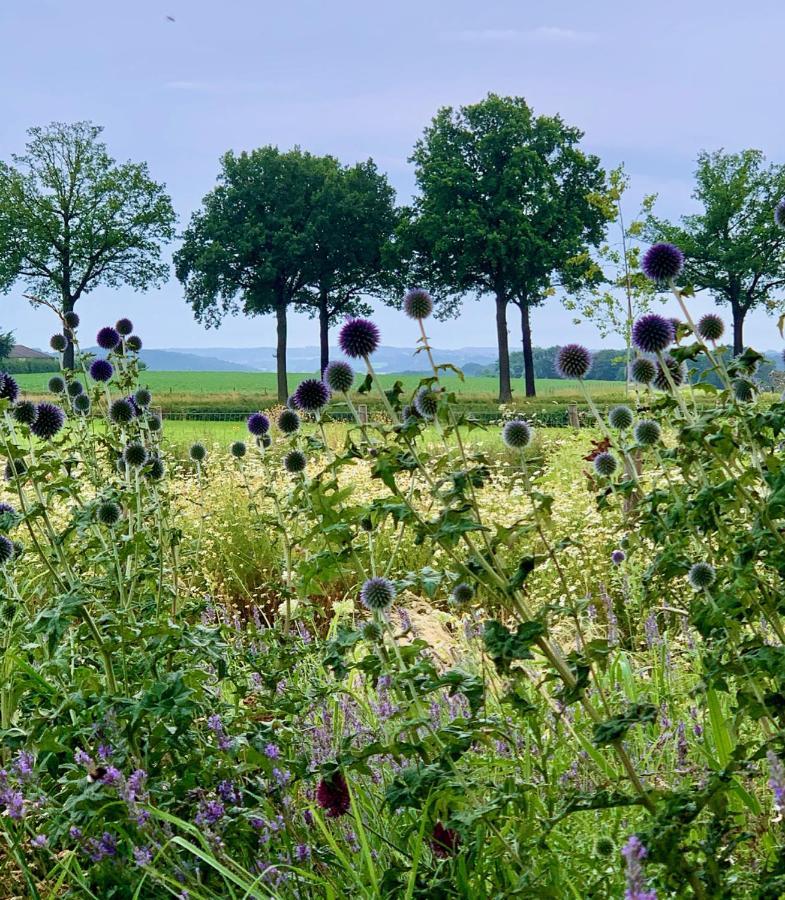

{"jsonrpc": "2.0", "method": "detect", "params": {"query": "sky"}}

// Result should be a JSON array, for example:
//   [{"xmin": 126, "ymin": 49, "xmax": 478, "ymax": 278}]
[{"xmin": 2, "ymin": 0, "xmax": 785, "ymax": 354}]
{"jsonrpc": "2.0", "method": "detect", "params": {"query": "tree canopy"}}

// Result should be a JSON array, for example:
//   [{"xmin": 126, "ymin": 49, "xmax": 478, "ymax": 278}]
[
  {"xmin": 0, "ymin": 121, "xmax": 176, "ymax": 367},
  {"xmin": 646, "ymin": 149, "xmax": 785, "ymax": 354}
]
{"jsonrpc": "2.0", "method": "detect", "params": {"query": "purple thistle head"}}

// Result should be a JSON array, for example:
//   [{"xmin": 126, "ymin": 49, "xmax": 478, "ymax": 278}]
[
  {"xmin": 641, "ymin": 242, "xmax": 684, "ymax": 283},
  {"xmin": 360, "ymin": 576, "xmax": 396, "ymax": 611},
  {"xmin": 126, "ymin": 335, "xmax": 142, "ymax": 352},
  {"xmin": 115, "ymin": 318, "xmax": 134, "ymax": 336},
  {"xmin": 0, "ymin": 534, "xmax": 14, "ymax": 565},
  {"xmin": 247, "ymin": 412, "xmax": 270, "ymax": 436},
  {"xmin": 96, "ymin": 326, "xmax": 121, "ymax": 350},
  {"xmin": 324, "ymin": 360, "xmax": 354, "ymax": 394},
  {"xmin": 89, "ymin": 358, "xmax": 114, "ymax": 382},
  {"xmin": 31, "ymin": 403, "xmax": 65, "ymax": 440},
  {"xmin": 0, "ymin": 373, "xmax": 19, "ymax": 403},
  {"xmin": 653, "ymin": 356, "xmax": 686, "ymax": 392},
  {"xmin": 293, "ymin": 378, "xmax": 331, "ymax": 412},
  {"xmin": 611, "ymin": 549, "xmax": 626, "ymax": 565},
  {"xmin": 556, "ymin": 344, "xmax": 592, "ymax": 380},
  {"xmin": 283, "ymin": 449, "xmax": 307, "ymax": 473},
  {"xmin": 64, "ymin": 311, "xmax": 80, "ymax": 329},
  {"xmin": 502, "ymin": 419, "xmax": 532, "ymax": 450},
  {"xmin": 50, "ymin": 333, "xmax": 68, "ymax": 352},
  {"xmin": 277, "ymin": 408, "xmax": 300, "ymax": 435},
  {"xmin": 338, "ymin": 318, "xmax": 380, "ymax": 359},
  {"xmin": 403, "ymin": 288, "xmax": 434, "ymax": 320},
  {"xmin": 630, "ymin": 357, "xmax": 656, "ymax": 385},
  {"xmin": 593, "ymin": 451, "xmax": 617, "ymax": 478},
  {"xmin": 632, "ymin": 314, "xmax": 675, "ymax": 354},
  {"xmin": 316, "ymin": 771, "xmax": 351, "ymax": 818},
  {"xmin": 697, "ymin": 313, "xmax": 724, "ymax": 342}
]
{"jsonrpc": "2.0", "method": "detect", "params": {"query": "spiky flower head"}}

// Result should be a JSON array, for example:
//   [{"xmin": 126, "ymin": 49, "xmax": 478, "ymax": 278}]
[
  {"xmin": 50, "ymin": 333, "xmax": 68, "ymax": 352},
  {"xmin": 148, "ymin": 414, "xmax": 162, "ymax": 432},
  {"xmin": 277, "ymin": 408, "xmax": 300, "ymax": 435},
  {"xmin": 230, "ymin": 441, "xmax": 247, "ymax": 459},
  {"xmin": 4, "ymin": 458, "xmax": 27, "ymax": 481},
  {"xmin": 247, "ymin": 412, "xmax": 270, "ymax": 436},
  {"xmin": 324, "ymin": 360, "xmax": 354, "ymax": 394},
  {"xmin": 556, "ymin": 344, "xmax": 592, "ymax": 379},
  {"xmin": 0, "ymin": 504, "xmax": 17, "ymax": 535},
  {"xmin": 109, "ymin": 398, "xmax": 135, "ymax": 424},
  {"xmin": 451, "ymin": 582, "xmax": 475, "ymax": 606},
  {"xmin": 634, "ymin": 419, "xmax": 661, "ymax": 446},
  {"xmin": 116, "ymin": 318, "xmax": 134, "ymax": 336},
  {"xmin": 284, "ymin": 449, "xmax": 306, "ymax": 473},
  {"xmin": 134, "ymin": 388, "xmax": 152, "ymax": 407},
  {"xmin": 98, "ymin": 501, "xmax": 121, "ymax": 526},
  {"xmin": 189, "ymin": 442, "xmax": 207, "ymax": 463},
  {"xmin": 124, "ymin": 443, "xmax": 148, "ymax": 469},
  {"xmin": 0, "ymin": 534, "xmax": 14, "ymax": 566},
  {"xmin": 360, "ymin": 576, "xmax": 396, "ymax": 611},
  {"xmin": 641, "ymin": 242, "xmax": 684, "ymax": 283},
  {"xmin": 414, "ymin": 386, "xmax": 440, "ymax": 420},
  {"xmin": 775, "ymin": 200, "xmax": 785, "ymax": 230},
  {"xmin": 64, "ymin": 311, "xmax": 80, "ymax": 329},
  {"xmin": 126, "ymin": 335, "xmax": 142, "ymax": 352},
  {"xmin": 316, "ymin": 772, "xmax": 350, "ymax": 818},
  {"xmin": 286, "ymin": 394, "xmax": 299, "ymax": 410},
  {"xmin": 608, "ymin": 405, "xmax": 633, "ymax": 430},
  {"xmin": 48, "ymin": 376, "xmax": 66, "ymax": 394},
  {"xmin": 0, "ymin": 501, "xmax": 16, "ymax": 518},
  {"xmin": 294, "ymin": 378, "xmax": 331, "ymax": 412},
  {"xmin": 403, "ymin": 288, "xmax": 434, "ymax": 320},
  {"xmin": 261, "ymin": 434, "xmax": 272, "ymax": 448},
  {"xmin": 594, "ymin": 836, "xmax": 616, "ymax": 858},
  {"xmin": 73, "ymin": 394, "xmax": 91, "ymax": 414},
  {"xmin": 732, "ymin": 378, "xmax": 755, "ymax": 402},
  {"xmin": 147, "ymin": 455, "xmax": 165, "ymax": 480},
  {"xmin": 631, "ymin": 357, "xmax": 656, "ymax": 385},
  {"xmin": 0, "ymin": 374, "xmax": 19, "ymax": 403},
  {"xmin": 502, "ymin": 419, "xmax": 532, "ymax": 449},
  {"xmin": 653, "ymin": 356, "xmax": 686, "ymax": 392},
  {"xmin": 338, "ymin": 317, "xmax": 380, "ymax": 359},
  {"xmin": 697, "ymin": 313, "xmax": 724, "ymax": 342},
  {"xmin": 97, "ymin": 326, "xmax": 121, "ymax": 350},
  {"xmin": 12, "ymin": 401, "xmax": 37, "ymax": 426},
  {"xmin": 688, "ymin": 561, "xmax": 715, "ymax": 591},
  {"xmin": 593, "ymin": 451, "xmax": 618, "ymax": 478},
  {"xmin": 401, "ymin": 404, "xmax": 420, "ymax": 423},
  {"xmin": 66, "ymin": 381, "xmax": 84, "ymax": 398},
  {"xmin": 31, "ymin": 403, "xmax": 65, "ymax": 440},
  {"xmin": 89, "ymin": 358, "xmax": 113, "ymax": 382},
  {"xmin": 611, "ymin": 549, "xmax": 626, "ymax": 565},
  {"xmin": 632, "ymin": 314, "xmax": 675, "ymax": 354}
]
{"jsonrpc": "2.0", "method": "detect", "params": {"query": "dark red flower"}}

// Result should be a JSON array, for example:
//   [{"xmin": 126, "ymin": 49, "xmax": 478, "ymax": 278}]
[
  {"xmin": 316, "ymin": 772, "xmax": 350, "ymax": 818},
  {"xmin": 431, "ymin": 822, "xmax": 459, "ymax": 858}
]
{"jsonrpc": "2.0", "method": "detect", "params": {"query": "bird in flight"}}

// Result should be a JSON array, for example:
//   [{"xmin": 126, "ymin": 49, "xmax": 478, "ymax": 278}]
[{"xmin": 165, "ymin": 15, "xmax": 176, "ymax": 22}]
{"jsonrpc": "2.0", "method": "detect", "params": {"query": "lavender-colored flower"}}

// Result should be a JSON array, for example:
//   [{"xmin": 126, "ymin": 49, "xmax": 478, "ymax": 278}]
[
  {"xmin": 293, "ymin": 378, "xmax": 331, "ymax": 412},
  {"xmin": 324, "ymin": 360, "xmax": 354, "ymax": 394},
  {"xmin": 632, "ymin": 314, "xmax": 675, "ymax": 354},
  {"xmin": 641, "ymin": 242, "xmax": 684, "ymax": 283},
  {"xmin": 621, "ymin": 835, "xmax": 657, "ymax": 900},
  {"xmin": 768, "ymin": 751, "xmax": 785, "ymax": 814},
  {"xmin": 611, "ymin": 549, "xmax": 626, "ymax": 565},
  {"xmin": 14, "ymin": 751, "xmax": 34, "ymax": 780},
  {"xmin": 116, "ymin": 317, "xmax": 134, "ymax": 336},
  {"xmin": 31, "ymin": 403, "xmax": 65, "ymax": 440},
  {"xmin": 196, "ymin": 799, "xmax": 225, "ymax": 826},
  {"xmin": 294, "ymin": 843, "xmax": 312, "ymax": 862},
  {"xmin": 133, "ymin": 845, "xmax": 153, "ymax": 867},
  {"xmin": 338, "ymin": 318, "xmax": 380, "ymax": 359},
  {"xmin": 89, "ymin": 358, "xmax": 114, "ymax": 382},
  {"xmin": 31, "ymin": 833, "xmax": 48, "ymax": 848},
  {"xmin": 556, "ymin": 344, "xmax": 592, "ymax": 379},
  {"xmin": 0, "ymin": 374, "xmax": 19, "ymax": 403},
  {"xmin": 69, "ymin": 826, "xmax": 83, "ymax": 840},
  {"xmin": 96, "ymin": 326, "xmax": 121, "ymax": 350},
  {"xmin": 247, "ymin": 412, "xmax": 270, "ymax": 436},
  {"xmin": 124, "ymin": 769, "xmax": 148, "ymax": 803},
  {"xmin": 502, "ymin": 419, "xmax": 532, "ymax": 449},
  {"xmin": 101, "ymin": 766, "xmax": 122, "ymax": 786},
  {"xmin": 2, "ymin": 789, "xmax": 25, "ymax": 820},
  {"xmin": 74, "ymin": 748, "xmax": 93, "ymax": 767},
  {"xmin": 264, "ymin": 743, "xmax": 280, "ymax": 760},
  {"xmin": 360, "ymin": 576, "xmax": 396, "ymax": 611},
  {"xmin": 403, "ymin": 288, "xmax": 434, "ymax": 320},
  {"xmin": 217, "ymin": 780, "xmax": 240, "ymax": 804}
]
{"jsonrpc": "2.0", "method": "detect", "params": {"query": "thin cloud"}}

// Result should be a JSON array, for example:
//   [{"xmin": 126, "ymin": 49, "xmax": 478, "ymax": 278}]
[{"xmin": 443, "ymin": 26, "xmax": 597, "ymax": 44}]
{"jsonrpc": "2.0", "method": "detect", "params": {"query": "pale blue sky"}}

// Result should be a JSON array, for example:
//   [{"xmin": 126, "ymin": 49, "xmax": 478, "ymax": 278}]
[{"xmin": 2, "ymin": 0, "xmax": 785, "ymax": 352}]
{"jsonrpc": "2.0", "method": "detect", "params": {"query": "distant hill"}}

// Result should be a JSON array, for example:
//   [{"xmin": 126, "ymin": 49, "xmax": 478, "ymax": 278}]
[{"xmin": 85, "ymin": 347, "xmax": 257, "ymax": 372}]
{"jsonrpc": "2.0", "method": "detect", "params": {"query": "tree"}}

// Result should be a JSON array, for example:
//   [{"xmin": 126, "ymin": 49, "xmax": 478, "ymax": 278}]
[
  {"xmin": 0, "ymin": 121, "xmax": 176, "ymax": 368},
  {"xmin": 646, "ymin": 149, "xmax": 785, "ymax": 354},
  {"xmin": 406, "ymin": 94, "xmax": 609, "ymax": 401},
  {"xmin": 0, "ymin": 332, "xmax": 14, "ymax": 362},
  {"xmin": 295, "ymin": 159, "xmax": 398, "ymax": 375},
  {"xmin": 175, "ymin": 147, "xmax": 337, "ymax": 402}
]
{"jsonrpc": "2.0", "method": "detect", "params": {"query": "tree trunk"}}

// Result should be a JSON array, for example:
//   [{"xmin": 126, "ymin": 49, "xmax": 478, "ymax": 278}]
[
  {"xmin": 319, "ymin": 290, "xmax": 330, "ymax": 377},
  {"xmin": 495, "ymin": 291, "xmax": 512, "ymax": 403},
  {"xmin": 62, "ymin": 294, "xmax": 75, "ymax": 370},
  {"xmin": 275, "ymin": 298, "xmax": 288, "ymax": 403},
  {"xmin": 731, "ymin": 301, "xmax": 745, "ymax": 356},
  {"xmin": 519, "ymin": 302, "xmax": 536, "ymax": 398}
]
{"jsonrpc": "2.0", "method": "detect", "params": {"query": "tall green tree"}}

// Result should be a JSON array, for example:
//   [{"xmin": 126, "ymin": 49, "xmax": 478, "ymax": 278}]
[
  {"xmin": 295, "ymin": 159, "xmax": 398, "ymax": 375},
  {"xmin": 646, "ymin": 149, "xmax": 785, "ymax": 354},
  {"xmin": 406, "ymin": 94, "xmax": 609, "ymax": 401},
  {"xmin": 0, "ymin": 331, "xmax": 14, "ymax": 362},
  {"xmin": 175, "ymin": 147, "xmax": 337, "ymax": 402},
  {"xmin": 0, "ymin": 121, "xmax": 176, "ymax": 368}
]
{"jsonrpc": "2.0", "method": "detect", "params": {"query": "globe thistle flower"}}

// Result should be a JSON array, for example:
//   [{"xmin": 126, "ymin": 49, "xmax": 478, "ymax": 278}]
[
  {"xmin": 0, "ymin": 501, "xmax": 16, "ymax": 519},
  {"xmin": 608, "ymin": 405, "xmax": 633, "ymax": 430},
  {"xmin": 260, "ymin": 434, "xmax": 271, "ymax": 449},
  {"xmin": 732, "ymin": 378, "xmax": 755, "ymax": 402},
  {"xmin": 66, "ymin": 381, "xmax": 84, "ymax": 398},
  {"xmin": 148, "ymin": 414, "xmax": 162, "ymax": 432},
  {"xmin": 284, "ymin": 449, "xmax": 306, "ymax": 473},
  {"xmin": 412, "ymin": 386, "xmax": 438, "ymax": 420},
  {"xmin": 361, "ymin": 621, "xmax": 381, "ymax": 641},
  {"xmin": 431, "ymin": 822, "xmax": 459, "ymax": 859},
  {"xmin": 315, "ymin": 772, "xmax": 350, "ymax": 818},
  {"xmin": 611, "ymin": 549, "xmax": 626, "ymax": 565},
  {"xmin": 230, "ymin": 440, "xmax": 247, "ymax": 459},
  {"xmin": 98, "ymin": 502, "xmax": 121, "ymax": 526},
  {"xmin": 451, "ymin": 582, "xmax": 475, "ymax": 606},
  {"xmin": 631, "ymin": 357, "xmax": 656, "ymax": 385},
  {"xmin": 0, "ymin": 534, "xmax": 14, "ymax": 566},
  {"xmin": 109, "ymin": 398, "xmax": 135, "ymax": 424},
  {"xmin": 593, "ymin": 836, "xmax": 616, "ymax": 858},
  {"xmin": 4, "ymin": 458, "xmax": 27, "ymax": 481},
  {"xmin": 338, "ymin": 317, "xmax": 380, "ymax": 359},
  {"xmin": 12, "ymin": 401, "xmax": 37, "ymax": 426},
  {"xmin": 286, "ymin": 394, "xmax": 299, "ymax": 410},
  {"xmin": 502, "ymin": 419, "xmax": 532, "ymax": 449},
  {"xmin": 359, "ymin": 516, "xmax": 373, "ymax": 533},
  {"xmin": 50, "ymin": 334, "xmax": 68, "ymax": 352},
  {"xmin": 247, "ymin": 412, "xmax": 270, "ymax": 436},
  {"xmin": 124, "ymin": 443, "xmax": 148, "ymax": 469},
  {"xmin": 126, "ymin": 335, "xmax": 142, "ymax": 352},
  {"xmin": 189, "ymin": 442, "xmax": 207, "ymax": 463},
  {"xmin": 360, "ymin": 576, "xmax": 396, "ymax": 611},
  {"xmin": 593, "ymin": 451, "xmax": 618, "ymax": 478},
  {"xmin": 324, "ymin": 360, "xmax": 354, "ymax": 394},
  {"xmin": 697, "ymin": 313, "xmax": 724, "ymax": 342},
  {"xmin": 401, "ymin": 404, "xmax": 420, "ymax": 423},
  {"xmin": 97, "ymin": 326, "xmax": 121, "ymax": 350},
  {"xmin": 134, "ymin": 388, "xmax": 152, "ymax": 407},
  {"xmin": 116, "ymin": 318, "xmax": 134, "ymax": 336},
  {"xmin": 688, "ymin": 561, "xmax": 715, "ymax": 590},
  {"xmin": 653, "ymin": 356, "xmax": 686, "ymax": 392},
  {"xmin": 634, "ymin": 419, "xmax": 661, "ymax": 446},
  {"xmin": 73, "ymin": 394, "xmax": 91, "ymax": 414},
  {"xmin": 632, "ymin": 314, "xmax": 675, "ymax": 354},
  {"xmin": 556, "ymin": 344, "xmax": 592, "ymax": 379},
  {"xmin": 403, "ymin": 288, "xmax": 434, "ymax": 320},
  {"xmin": 0, "ymin": 374, "xmax": 19, "ymax": 403},
  {"xmin": 294, "ymin": 378, "xmax": 331, "ymax": 412},
  {"xmin": 48, "ymin": 376, "xmax": 66, "ymax": 394},
  {"xmin": 277, "ymin": 408, "xmax": 300, "ymax": 435},
  {"xmin": 89, "ymin": 358, "xmax": 114, "ymax": 382},
  {"xmin": 641, "ymin": 242, "xmax": 684, "ymax": 283},
  {"xmin": 146, "ymin": 455, "xmax": 165, "ymax": 480},
  {"xmin": 31, "ymin": 403, "xmax": 65, "ymax": 440},
  {"xmin": 775, "ymin": 200, "xmax": 785, "ymax": 230},
  {"xmin": 64, "ymin": 311, "xmax": 80, "ymax": 329}
]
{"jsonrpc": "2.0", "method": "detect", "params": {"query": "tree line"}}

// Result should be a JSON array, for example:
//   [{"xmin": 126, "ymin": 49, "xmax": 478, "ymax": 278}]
[{"xmin": 2, "ymin": 100, "xmax": 785, "ymax": 403}]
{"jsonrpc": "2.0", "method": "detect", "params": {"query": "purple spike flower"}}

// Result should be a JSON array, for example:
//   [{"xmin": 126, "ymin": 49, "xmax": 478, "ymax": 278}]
[
  {"xmin": 338, "ymin": 318, "xmax": 380, "ymax": 359},
  {"xmin": 293, "ymin": 378, "xmax": 331, "ymax": 412},
  {"xmin": 89, "ymin": 358, "xmax": 114, "ymax": 382},
  {"xmin": 632, "ymin": 314, "xmax": 675, "ymax": 354},
  {"xmin": 641, "ymin": 242, "xmax": 684, "ymax": 283},
  {"xmin": 247, "ymin": 412, "xmax": 270, "ymax": 436},
  {"xmin": 96, "ymin": 326, "xmax": 121, "ymax": 350},
  {"xmin": 556, "ymin": 344, "xmax": 592, "ymax": 379}
]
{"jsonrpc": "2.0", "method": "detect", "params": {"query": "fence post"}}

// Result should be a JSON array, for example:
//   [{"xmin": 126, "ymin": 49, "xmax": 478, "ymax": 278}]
[
  {"xmin": 568, "ymin": 404, "xmax": 580, "ymax": 429},
  {"xmin": 358, "ymin": 404, "xmax": 368, "ymax": 424}
]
